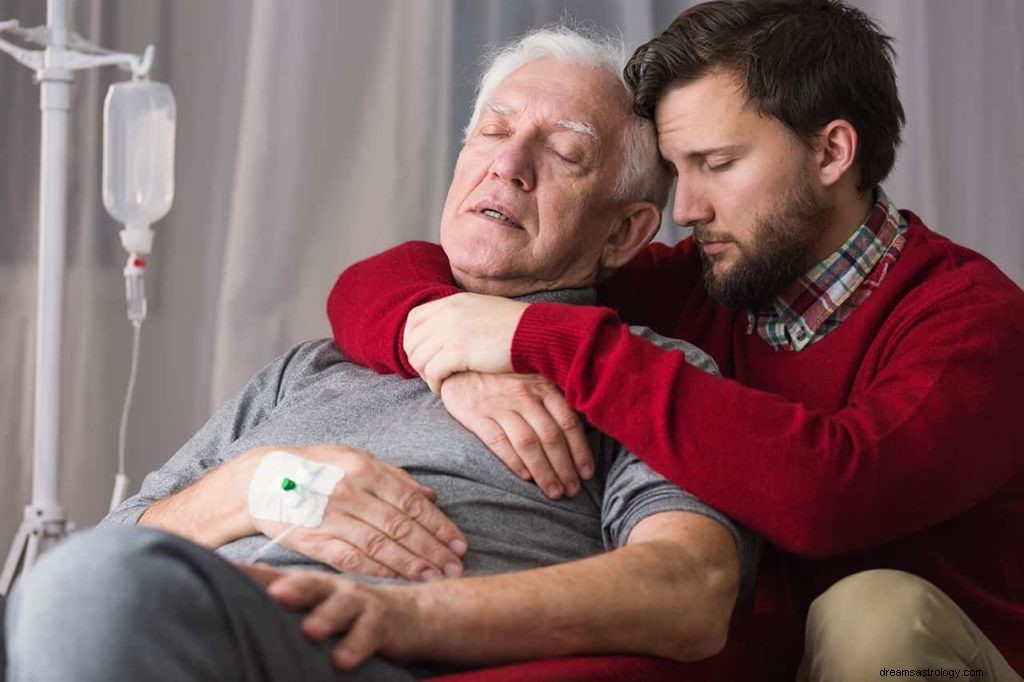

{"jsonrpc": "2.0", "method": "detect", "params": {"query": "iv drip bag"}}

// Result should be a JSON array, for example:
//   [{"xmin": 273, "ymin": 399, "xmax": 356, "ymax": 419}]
[{"xmin": 103, "ymin": 80, "xmax": 175, "ymax": 254}]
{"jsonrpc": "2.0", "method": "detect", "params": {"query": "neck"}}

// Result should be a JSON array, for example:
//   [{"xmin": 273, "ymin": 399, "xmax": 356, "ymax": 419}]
[{"xmin": 810, "ymin": 188, "xmax": 875, "ymax": 264}]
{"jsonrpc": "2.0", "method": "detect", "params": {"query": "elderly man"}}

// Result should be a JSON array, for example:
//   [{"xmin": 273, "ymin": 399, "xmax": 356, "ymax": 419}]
[
  {"xmin": 325, "ymin": 1, "xmax": 1024, "ymax": 680},
  {"xmin": 2, "ymin": 28, "xmax": 759, "ymax": 682}
]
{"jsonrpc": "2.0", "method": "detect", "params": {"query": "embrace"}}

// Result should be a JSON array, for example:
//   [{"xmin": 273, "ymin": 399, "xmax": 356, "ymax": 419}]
[{"xmin": 4, "ymin": 1, "xmax": 1022, "ymax": 681}]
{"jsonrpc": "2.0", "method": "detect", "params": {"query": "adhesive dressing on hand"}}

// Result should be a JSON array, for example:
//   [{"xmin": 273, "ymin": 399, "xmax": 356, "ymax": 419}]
[{"xmin": 248, "ymin": 450, "xmax": 345, "ymax": 527}]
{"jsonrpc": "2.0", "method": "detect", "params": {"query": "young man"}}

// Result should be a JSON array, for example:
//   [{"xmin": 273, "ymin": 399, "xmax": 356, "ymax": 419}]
[{"xmin": 325, "ymin": 2, "xmax": 1024, "ymax": 679}]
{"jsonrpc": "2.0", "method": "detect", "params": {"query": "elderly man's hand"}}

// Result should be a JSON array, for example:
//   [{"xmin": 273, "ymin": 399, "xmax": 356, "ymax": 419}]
[
  {"xmin": 237, "ymin": 563, "xmax": 427, "ymax": 671},
  {"xmin": 403, "ymin": 293, "xmax": 528, "ymax": 393},
  {"xmin": 440, "ymin": 372, "xmax": 594, "ymax": 499},
  {"xmin": 238, "ymin": 445, "xmax": 467, "ymax": 582}
]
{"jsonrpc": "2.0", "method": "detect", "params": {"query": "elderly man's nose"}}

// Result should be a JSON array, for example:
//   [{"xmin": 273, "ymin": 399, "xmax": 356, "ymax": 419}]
[
  {"xmin": 672, "ymin": 180, "xmax": 713, "ymax": 227},
  {"xmin": 490, "ymin": 142, "xmax": 535, "ymax": 191}
]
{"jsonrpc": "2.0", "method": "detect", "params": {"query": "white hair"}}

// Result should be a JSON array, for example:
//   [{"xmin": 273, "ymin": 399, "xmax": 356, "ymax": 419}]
[{"xmin": 465, "ymin": 26, "xmax": 671, "ymax": 206}]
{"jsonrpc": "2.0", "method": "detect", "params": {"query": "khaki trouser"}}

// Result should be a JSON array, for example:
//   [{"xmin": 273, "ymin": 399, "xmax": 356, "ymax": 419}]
[{"xmin": 797, "ymin": 569, "xmax": 1022, "ymax": 682}]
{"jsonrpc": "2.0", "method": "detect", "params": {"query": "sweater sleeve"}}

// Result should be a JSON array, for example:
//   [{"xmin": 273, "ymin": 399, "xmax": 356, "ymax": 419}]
[
  {"xmin": 511, "ymin": 286, "xmax": 1024, "ymax": 558},
  {"xmin": 327, "ymin": 241, "xmax": 461, "ymax": 377}
]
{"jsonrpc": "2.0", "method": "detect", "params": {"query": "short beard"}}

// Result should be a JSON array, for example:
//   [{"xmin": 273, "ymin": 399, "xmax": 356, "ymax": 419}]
[{"xmin": 698, "ymin": 179, "xmax": 829, "ymax": 309}]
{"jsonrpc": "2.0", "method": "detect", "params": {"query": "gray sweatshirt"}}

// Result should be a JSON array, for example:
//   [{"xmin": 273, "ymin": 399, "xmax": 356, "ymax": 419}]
[{"xmin": 104, "ymin": 288, "xmax": 759, "ymax": 595}]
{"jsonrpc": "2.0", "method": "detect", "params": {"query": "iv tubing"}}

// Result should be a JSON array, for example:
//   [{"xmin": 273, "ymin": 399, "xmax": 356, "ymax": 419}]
[{"xmin": 109, "ymin": 319, "xmax": 140, "ymax": 513}]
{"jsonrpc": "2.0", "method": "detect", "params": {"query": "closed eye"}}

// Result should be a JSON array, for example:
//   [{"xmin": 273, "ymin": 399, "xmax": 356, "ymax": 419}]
[
  {"xmin": 549, "ymin": 148, "xmax": 581, "ymax": 165},
  {"xmin": 479, "ymin": 124, "xmax": 509, "ymax": 138}
]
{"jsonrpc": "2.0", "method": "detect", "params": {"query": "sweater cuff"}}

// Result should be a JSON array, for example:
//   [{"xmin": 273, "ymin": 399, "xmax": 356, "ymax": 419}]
[{"xmin": 511, "ymin": 302, "xmax": 619, "ymax": 384}]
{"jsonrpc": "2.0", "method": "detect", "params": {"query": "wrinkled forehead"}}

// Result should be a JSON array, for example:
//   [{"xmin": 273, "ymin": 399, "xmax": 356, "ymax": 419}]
[{"xmin": 485, "ymin": 59, "xmax": 630, "ymax": 145}]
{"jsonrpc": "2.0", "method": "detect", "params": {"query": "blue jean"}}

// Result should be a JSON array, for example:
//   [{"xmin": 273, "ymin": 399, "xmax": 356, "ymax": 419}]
[{"xmin": 3, "ymin": 526, "xmax": 426, "ymax": 682}]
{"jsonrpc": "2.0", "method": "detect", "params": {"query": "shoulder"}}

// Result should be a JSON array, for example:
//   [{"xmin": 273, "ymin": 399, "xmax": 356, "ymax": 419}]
[
  {"xmin": 874, "ymin": 214, "xmax": 1024, "ymax": 351},
  {"xmin": 269, "ymin": 339, "xmax": 348, "ymax": 400},
  {"xmin": 900, "ymin": 213, "xmax": 1022, "ymax": 302}
]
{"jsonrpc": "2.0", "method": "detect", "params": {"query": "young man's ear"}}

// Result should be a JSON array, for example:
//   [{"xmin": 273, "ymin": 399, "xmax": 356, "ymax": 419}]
[
  {"xmin": 816, "ymin": 119, "xmax": 859, "ymax": 188},
  {"xmin": 601, "ymin": 202, "xmax": 662, "ymax": 270}
]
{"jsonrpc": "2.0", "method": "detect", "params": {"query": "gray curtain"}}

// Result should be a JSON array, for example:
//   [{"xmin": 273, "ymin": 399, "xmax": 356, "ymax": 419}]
[{"xmin": 1, "ymin": 0, "xmax": 1022, "ymax": 550}]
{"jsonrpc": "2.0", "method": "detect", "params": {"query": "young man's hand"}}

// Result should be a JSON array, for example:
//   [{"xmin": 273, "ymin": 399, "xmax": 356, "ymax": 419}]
[{"xmin": 403, "ymin": 293, "xmax": 527, "ymax": 392}]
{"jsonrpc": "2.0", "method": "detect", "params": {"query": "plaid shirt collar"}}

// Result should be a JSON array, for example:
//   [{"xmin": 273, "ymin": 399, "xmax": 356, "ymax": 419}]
[{"xmin": 747, "ymin": 188, "xmax": 907, "ymax": 351}]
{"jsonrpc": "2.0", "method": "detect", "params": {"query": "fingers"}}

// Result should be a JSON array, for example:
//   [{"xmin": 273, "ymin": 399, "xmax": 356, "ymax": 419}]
[
  {"xmin": 317, "ymin": 507, "xmax": 450, "ymax": 581},
  {"xmin": 541, "ymin": 390, "xmax": 595, "ymax": 481},
  {"xmin": 250, "ymin": 572, "xmax": 392, "ymax": 672},
  {"xmin": 494, "ymin": 411, "xmax": 565, "ymax": 499},
  {"xmin": 301, "ymin": 583, "xmax": 383, "ymax": 671},
  {"xmin": 350, "ymin": 463, "xmax": 469, "ymax": 556},
  {"xmin": 331, "ymin": 601, "xmax": 385, "ymax": 670},
  {"xmin": 471, "ymin": 416, "xmax": 531, "ymax": 480},
  {"xmin": 518, "ymin": 400, "xmax": 584, "ymax": 495},
  {"xmin": 286, "ymin": 534, "xmax": 399, "ymax": 580},
  {"xmin": 298, "ymin": 445, "xmax": 467, "ymax": 579},
  {"xmin": 235, "ymin": 561, "xmax": 284, "ymax": 586},
  {"xmin": 331, "ymin": 480, "xmax": 466, "ymax": 577},
  {"xmin": 266, "ymin": 570, "xmax": 338, "ymax": 610}
]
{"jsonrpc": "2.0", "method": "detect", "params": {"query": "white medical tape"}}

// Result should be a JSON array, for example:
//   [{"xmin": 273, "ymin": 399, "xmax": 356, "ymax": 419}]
[{"xmin": 247, "ymin": 450, "xmax": 346, "ymax": 527}]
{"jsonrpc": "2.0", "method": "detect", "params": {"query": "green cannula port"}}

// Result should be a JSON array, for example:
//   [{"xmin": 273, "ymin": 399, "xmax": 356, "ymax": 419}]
[{"xmin": 281, "ymin": 477, "xmax": 297, "ymax": 491}]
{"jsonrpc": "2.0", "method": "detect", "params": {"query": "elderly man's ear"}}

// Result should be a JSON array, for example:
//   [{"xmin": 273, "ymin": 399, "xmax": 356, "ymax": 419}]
[{"xmin": 600, "ymin": 202, "xmax": 663, "ymax": 270}]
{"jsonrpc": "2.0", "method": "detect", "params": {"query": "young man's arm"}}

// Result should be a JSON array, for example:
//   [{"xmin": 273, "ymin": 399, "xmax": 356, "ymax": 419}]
[
  {"xmin": 241, "ymin": 509, "xmax": 741, "ymax": 669},
  {"xmin": 387, "ymin": 276, "xmax": 1024, "ymax": 557},
  {"xmin": 327, "ymin": 241, "xmax": 460, "ymax": 377},
  {"xmin": 324, "ymin": 239, "xmax": 697, "ymax": 377}
]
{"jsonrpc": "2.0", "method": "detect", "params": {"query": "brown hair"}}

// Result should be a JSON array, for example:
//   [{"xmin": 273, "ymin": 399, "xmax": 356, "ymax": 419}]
[{"xmin": 625, "ymin": 0, "xmax": 905, "ymax": 191}]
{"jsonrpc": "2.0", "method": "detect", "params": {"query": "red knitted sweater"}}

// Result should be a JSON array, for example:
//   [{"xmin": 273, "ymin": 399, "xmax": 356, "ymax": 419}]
[{"xmin": 327, "ymin": 212, "xmax": 1024, "ymax": 671}]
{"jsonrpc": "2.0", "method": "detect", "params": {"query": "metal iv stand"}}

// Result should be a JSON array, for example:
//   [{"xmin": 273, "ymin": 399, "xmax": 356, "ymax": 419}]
[{"xmin": 0, "ymin": 0, "xmax": 155, "ymax": 595}]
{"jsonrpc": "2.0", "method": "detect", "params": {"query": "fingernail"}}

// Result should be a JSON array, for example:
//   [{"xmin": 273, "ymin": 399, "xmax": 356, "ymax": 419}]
[
  {"xmin": 449, "ymin": 539, "xmax": 468, "ymax": 555},
  {"xmin": 517, "ymin": 469, "xmax": 531, "ymax": 480},
  {"xmin": 566, "ymin": 482, "xmax": 579, "ymax": 496},
  {"xmin": 443, "ymin": 562, "xmax": 461, "ymax": 577},
  {"xmin": 579, "ymin": 465, "xmax": 594, "ymax": 479},
  {"xmin": 547, "ymin": 484, "xmax": 563, "ymax": 498},
  {"xmin": 420, "ymin": 568, "xmax": 441, "ymax": 582}
]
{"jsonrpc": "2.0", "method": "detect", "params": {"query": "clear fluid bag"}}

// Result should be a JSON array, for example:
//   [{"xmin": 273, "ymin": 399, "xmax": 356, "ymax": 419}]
[{"xmin": 102, "ymin": 80, "xmax": 176, "ymax": 232}]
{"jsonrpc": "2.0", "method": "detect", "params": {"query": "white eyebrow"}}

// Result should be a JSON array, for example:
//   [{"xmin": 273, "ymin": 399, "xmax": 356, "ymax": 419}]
[
  {"xmin": 555, "ymin": 118, "xmax": 599, "ymax": 140},
  {"xmin": 486, "ymin": 102, "xmax": 598, "ymax": 140},
  {"xmin": 488, "ymin": 101, "xmax": 516, "ymax": 116}
]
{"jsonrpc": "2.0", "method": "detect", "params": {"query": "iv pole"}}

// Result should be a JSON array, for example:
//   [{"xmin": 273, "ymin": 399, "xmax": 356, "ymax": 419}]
[{"xmin": 0, "ymin": 0, "xmax": 154, "ymax": 595}]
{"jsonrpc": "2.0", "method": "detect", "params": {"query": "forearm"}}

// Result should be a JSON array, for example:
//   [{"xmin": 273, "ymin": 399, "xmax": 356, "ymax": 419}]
[
  {"xmin": 138, "ymin": 454, "xmax": 254, "ymax": 548},
  {"xmin": 328, "ymin": 242, "xmax": 460, "ymax": 376},
  {"xmin": 402, "ymin": 540, "xmax": 735, "ymax": 665},
  {"xmin": 512, "ymin": 301, "xmax": 1024, "ymax": 556}
]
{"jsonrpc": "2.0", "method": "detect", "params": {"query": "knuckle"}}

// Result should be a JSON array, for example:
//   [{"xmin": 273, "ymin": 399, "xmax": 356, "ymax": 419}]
[
  {"xmin": 363, "ymin": 531, "xmax": 389, "ymax": 557},
  {"xmin": 344, "ymin": 457, "xmax": 371, "ymax": 478},
  {"xmin": 331, "ymin": 549, "xmax": 364, "ymax": 574},
  {"xmin": 331, "ymin": 479, "xmax": 355, "ymax": 501},
  {"xmin": 385, "ymin": 513, "xmax": 415, "ymax": 541},
  {"xmin": 536, "ymin": 423, "xmax": 564, "ymax": 446},
  {"xmin": 555, "ymin": 411, "xmax": 581, "ymax": 431},
  {"xmin": 479, "ymin": 426, "xmax": 509, "ymax": 448},
  {"xmin": 510, "ymin": 432, "xmax": 539, "ymax": 451},
  {"xmin": 400, "ymin": 493, "xmax": 426, "ymax": 517}
]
